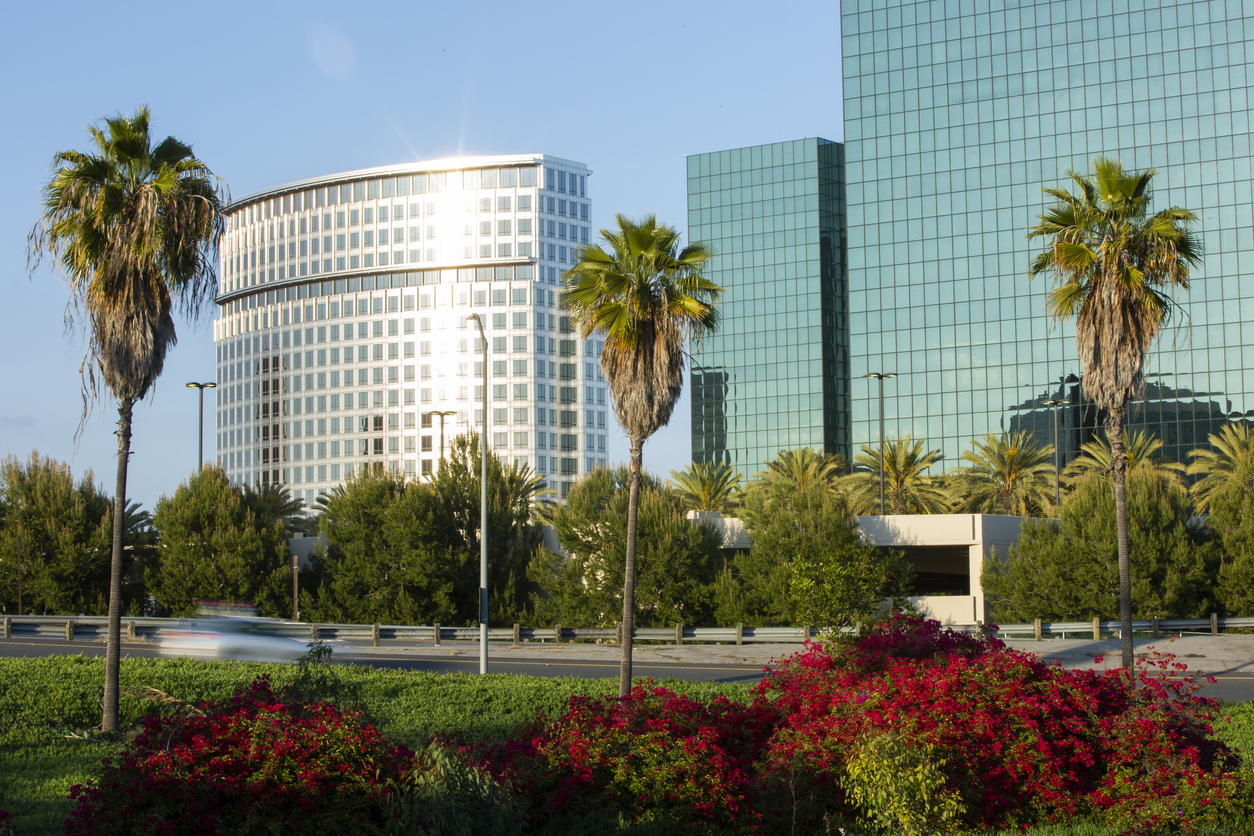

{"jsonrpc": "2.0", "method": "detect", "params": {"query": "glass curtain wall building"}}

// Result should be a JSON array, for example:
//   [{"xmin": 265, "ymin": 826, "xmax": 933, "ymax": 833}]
[
  {"xmin": 214, "ymin": 154, "xmax": 611, "ymax": 504},
  {"xmin": 842, "ymin": 0, "xmax": 1254, "ymax": 470},
  {"xmin": 687, "ymin": 139, "xmax": 850, "ymax": 478}
]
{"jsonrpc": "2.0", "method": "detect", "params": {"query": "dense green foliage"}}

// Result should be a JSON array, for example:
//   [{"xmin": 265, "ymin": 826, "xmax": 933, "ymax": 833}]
[
  {"xmin": 716, "ymin": 448, "xmax": 911, "ymax": 628},
  {"xmin": 301, "ymin": 433, "xmax": 544, "ymax": 626},
  {"xmin": 982, "ymin": 465, "xmax": 1217, "ymax": 622},
  {"xmin": 148, "ymin": 466, "xmax": 291, "ymax": 617},
  {"xmin": 0, "ymin": 452, "xmax": 152, "ymax": 616},
  {"xmin": 1209, "ymin": 460, "xmax": 1254, "ymax": 616},
  {"xmin": 299, "ymin": 467, "xmax": 465, "ymax": 625},
  {"xmin": 541, "ymin": 467, "xmax": 722, "ymax": 627}
]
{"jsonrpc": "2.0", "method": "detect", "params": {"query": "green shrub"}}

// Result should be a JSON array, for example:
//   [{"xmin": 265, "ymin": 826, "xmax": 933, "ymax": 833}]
[
  {"xmin": 385, "ymin": 743, "xmax": 525, "ymax": 836},
  {"xmin": 841, "ymin": 732, "xmax": 965, "ymax": 835}
]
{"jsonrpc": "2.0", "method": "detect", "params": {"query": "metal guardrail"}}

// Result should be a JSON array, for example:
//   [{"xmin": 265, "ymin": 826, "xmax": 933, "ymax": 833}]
[{"xmin": 3, "ymin": 614, "xmax": 1252, "ymax": 646}]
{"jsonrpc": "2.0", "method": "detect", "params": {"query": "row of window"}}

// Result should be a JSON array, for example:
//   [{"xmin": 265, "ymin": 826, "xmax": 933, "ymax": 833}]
[{"xmin": 229, "ymin": 185, "xmax": 589, "ymax": 250}]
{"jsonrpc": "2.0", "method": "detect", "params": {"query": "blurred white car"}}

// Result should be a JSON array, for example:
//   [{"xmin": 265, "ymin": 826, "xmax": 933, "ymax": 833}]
[{"xmin": 155, "ymin": 617, "xmax": 309, "ymax": 663}]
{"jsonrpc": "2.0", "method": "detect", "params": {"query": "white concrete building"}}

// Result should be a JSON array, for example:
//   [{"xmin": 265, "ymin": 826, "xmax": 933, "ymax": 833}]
[
  {"xmin": 693, "ymin": 512, "xmax": 1025, "ymax": 626},
  {"xmin": 213, "ymin": 154, "xmax": 610, "ymax": 504}
]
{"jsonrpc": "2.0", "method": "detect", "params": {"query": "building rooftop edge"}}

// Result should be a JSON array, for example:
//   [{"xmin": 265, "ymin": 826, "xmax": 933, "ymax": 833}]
[{"xmin": 229, "ymin": 153, "xmax": 591, "ymax": 210}]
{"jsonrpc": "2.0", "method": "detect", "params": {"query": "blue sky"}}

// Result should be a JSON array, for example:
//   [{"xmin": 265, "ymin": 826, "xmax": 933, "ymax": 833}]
[{"xmin": 0, "ymin": 0, "xmax": 844, "ymax": 511}]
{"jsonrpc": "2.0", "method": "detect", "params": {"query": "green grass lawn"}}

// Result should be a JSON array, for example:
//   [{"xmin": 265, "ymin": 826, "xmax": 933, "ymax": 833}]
[{"xmin": 2, "ymin": 655, "xmax": 1251, "ymax": 835}]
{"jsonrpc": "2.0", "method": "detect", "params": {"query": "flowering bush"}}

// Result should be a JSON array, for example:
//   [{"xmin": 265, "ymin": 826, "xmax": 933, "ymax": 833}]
[
  {"xmin": 756, "ymin": 615, "xmax": 1244, "ymax": 833},
  {"xmin": 463, "ymin": 616, "xmax": 1248, "ymax": 834},
  {"xmin": 65, "ymin": 677, "xmax": 412, "ymax": 836},
  {"xmin": 469, "ymin": 684, "xmax": 779, "ymax": 834}
]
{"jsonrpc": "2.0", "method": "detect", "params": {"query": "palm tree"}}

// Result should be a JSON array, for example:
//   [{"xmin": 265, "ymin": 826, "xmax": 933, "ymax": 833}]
[
  {"xmin": 564, "ymin": 214, "xmax": 721, "ymax": 697},
  {"xmin": 759, "ymin": 447, "xmax": 848, "ymax": 490},
  {"xmin": 948, "ymin": 432, "xmax": 1056, "ymax": 516},
  {"xmin": 243, "ymin": 483, "xmax": 307, "ymax": 537},
  {"xmin": 1029, "ymin": 156, "xmax": 1201, "ymax": 668},
  {"xmin": 1063, "ymin": 428, "xmax": 1186, "ymax": 488},
  {"xmin": 28, "ymin": 108, "xmax": 226, "ymax": 730},
  {"xmin": 844, "ymin": 436, "xmax": 949, "ymax": 514},
  {"xmin": 1188, "ymin": 422, "xmax": 1254, "ymax": 513},
  {"xmin": 666, "ymin": 461, "xmax": 742, "ymax": 514}
]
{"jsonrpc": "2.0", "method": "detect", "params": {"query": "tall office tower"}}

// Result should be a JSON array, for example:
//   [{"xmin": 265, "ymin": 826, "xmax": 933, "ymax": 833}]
[
  {"xmin": 842, "ymin": 0, "xmax": 1254, "ymax": 469},
  {"xmin": 687, "ymin": 139, "xmax": 850, "ymax": 479},
  {"xmin": 214, "ymin": 154, "xmax": 611, "ymax": 505}
]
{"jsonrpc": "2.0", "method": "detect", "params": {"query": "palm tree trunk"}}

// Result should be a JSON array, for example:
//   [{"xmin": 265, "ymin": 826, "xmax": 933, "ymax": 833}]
[
  {"xmin": 619, "ymin": 438, "xmax": 643, "ymax": 698},
  {"xmin": 103, "ymin": 397, "xmax": 134, "ymax": 732},
  {"xmin": 1108, "ymin": 405, "xmax": 1133, "ymax": 669}
]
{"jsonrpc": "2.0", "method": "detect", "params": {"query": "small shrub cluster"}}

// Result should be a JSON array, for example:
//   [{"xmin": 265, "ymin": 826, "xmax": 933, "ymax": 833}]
[{"xmin": 65, "ymin": 677, "xmax": 413, "ymax": 836}]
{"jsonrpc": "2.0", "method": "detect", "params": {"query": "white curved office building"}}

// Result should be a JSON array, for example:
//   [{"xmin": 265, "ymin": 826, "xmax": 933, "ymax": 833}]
[{"xmin": 213, "ymin": 154, "xmax": 610, "ymax": 505}]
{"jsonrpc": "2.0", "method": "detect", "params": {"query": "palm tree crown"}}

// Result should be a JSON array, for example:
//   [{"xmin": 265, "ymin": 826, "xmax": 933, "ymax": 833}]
[
  {"xmin": 845, "ymin": 436, "xmax": 948, "ymax": 515},
  {"xmin": 667, "ymin": 461, "xmax": 742, "ymax": 514},
  {"xmin": 243, "ymin": 483, "xmax": 307, "ymax": 537},
  {"xmin": 1188, "ymin": 422, "xmax": 1254, "ymax": 513},
  {"xmin": 1063, "ymin": 429, "xmax": 1185, "ymax": 487},
  {"xmin": 30, "ymin": 107, "xmax": 226, "ymax": 406},
  {"xmin": 1028, "ymin": 157, "xmax": 1200, "ymax": 414},
  {"xmin": 948, "ymin": 432, "xmax": 1056, "ymax": 516},
  {"xmin": 759, "ymin": 448, "xmax": 848, "ymax": 492},
  {"xmin": 564, "ymin": 214, "xmax": 721, "ymax": 441}
]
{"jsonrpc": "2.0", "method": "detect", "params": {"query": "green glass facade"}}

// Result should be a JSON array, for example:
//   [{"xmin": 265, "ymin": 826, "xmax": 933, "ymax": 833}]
[
  {"xmin": 843, "ymin": 0, "xmax": 1254, "ymax": 470},
  {"xmin": 687, "ymin": 139, "xmax": 849, "ymax": 478}
]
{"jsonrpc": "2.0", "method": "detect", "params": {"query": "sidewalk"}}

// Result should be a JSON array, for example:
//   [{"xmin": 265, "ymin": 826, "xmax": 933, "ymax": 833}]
[{"xmin": 342, "ymin": 633, "xmax": 1254, "ymax": 677}]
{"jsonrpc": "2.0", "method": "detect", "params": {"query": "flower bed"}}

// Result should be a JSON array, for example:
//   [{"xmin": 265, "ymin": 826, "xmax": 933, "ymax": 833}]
[
  {"xmin": 52, "ymin": 618, "xmax": 1254, "ymax": 835},
  {"xmin": 465, "ymin": 616, "xmax": 1249, "ymax": 834}
]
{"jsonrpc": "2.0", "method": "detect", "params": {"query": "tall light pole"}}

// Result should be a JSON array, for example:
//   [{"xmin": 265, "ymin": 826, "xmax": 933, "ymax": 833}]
[
  {"xmin": 186, "ymin": 382, "xmax": 217, "ymax": 469},
  {"xmin": 467, "ymin": 314, "xmax": 489, "ymax": 675},
  {"xmin": 1041, "ymin": 398, "xmax": 1071, "ymax": 508},
  {"xmin": 863, "ymin": 373, "xmax": 897, "ymax": 515},
  {"xmin": 425, "ymin": 410, "xmax": 458, "ymax": 475}
]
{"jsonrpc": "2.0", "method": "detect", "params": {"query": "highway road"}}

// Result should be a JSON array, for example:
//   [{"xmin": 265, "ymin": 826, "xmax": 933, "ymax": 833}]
[
  {"xmin": 0, "ymin": 637, "xmax": 770, "ymax": 686},
  {"xmin": 4, "ymin": 636, "xmax": 1254, "ymax": 701}
]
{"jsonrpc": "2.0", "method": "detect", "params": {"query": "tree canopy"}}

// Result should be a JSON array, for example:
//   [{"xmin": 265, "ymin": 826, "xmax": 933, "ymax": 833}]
[
  {"xmin": 541, "ymin": 467, "xmax": 722, "ymax": 628},
  {"xmin": 981, "ymin": 464, "xmax": 1216, "ymax": 623},
  {"xmin": 148, "ymin": 467, "xmax": 291, "ymax": 617}
]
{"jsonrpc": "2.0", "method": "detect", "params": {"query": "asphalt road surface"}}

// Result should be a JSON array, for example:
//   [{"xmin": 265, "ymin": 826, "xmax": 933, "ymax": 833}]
[
  {"xmin": 4, "ymin": 636, "xmax": 1254, "ymax": 700},
  {"xmin": 0, "ymin": 637, "xmax": 770, "ymax": 686}
]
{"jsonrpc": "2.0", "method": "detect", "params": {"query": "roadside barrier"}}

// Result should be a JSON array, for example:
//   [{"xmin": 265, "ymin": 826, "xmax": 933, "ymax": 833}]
[{"xmin": 1, "ymin": 614, "xmax": 1249, "ymax": 644}]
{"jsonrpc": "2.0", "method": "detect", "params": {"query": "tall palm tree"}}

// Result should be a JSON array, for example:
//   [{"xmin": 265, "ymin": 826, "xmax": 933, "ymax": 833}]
[
  {"xmin": 844, "ymin": 436, "xmax": 948, "ymax": 514},
  {"xmin": 948, "ymin": 432, "xmax": 1056, "ymax": 517},
  {"xmin": 28, "ymin": 108, "xmax": 226, "ymax": 730},
  {"xmin": 1029, "ymin": 156, "xmax": 1201, "ymax": 668},
  {"xmin": 564, "ymin": 214, "xmax": 721, "ymax": 697},
  {"xmin": 666, "ymin": 461, "xmax": 742, "ymax": 514},
  {"xmin": 1188, "ymin": 422, "xmax": 1254, "ymax": 513},
  {"xmin": 1063, "ymin": 428, "xmax": 1186, "ymax": 488}
]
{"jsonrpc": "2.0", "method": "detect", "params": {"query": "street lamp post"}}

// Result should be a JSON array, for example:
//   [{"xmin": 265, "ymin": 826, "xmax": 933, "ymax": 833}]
[
  {"xmin": 1040, "ymin": 398, "xmax": 1071, "ymax": 508},
  {"xmin": 15, "ymin": 529, "xmax": 22, "ymax": 616},
  {"xmin": 424, "ymin": 410, "xmax": 458, "ymax": 474},
  {"xmin": 467, "ymin": 314, "xmax": 489, "ymax": 675},
  {"xmin": 863, "ymin": 373, "xmax": 897, "ymax": 515},
  {"xmin": 185, "ymin": 382, "xmax": 218, "ymax": 469}
]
